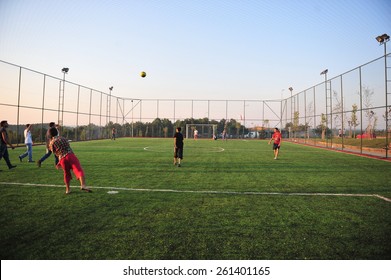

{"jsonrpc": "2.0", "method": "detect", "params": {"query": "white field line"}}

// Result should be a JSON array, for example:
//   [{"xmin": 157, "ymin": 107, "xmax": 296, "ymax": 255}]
[{"xmin": 1, "ymin": 182, "xmax": 391, "ymax": 203}]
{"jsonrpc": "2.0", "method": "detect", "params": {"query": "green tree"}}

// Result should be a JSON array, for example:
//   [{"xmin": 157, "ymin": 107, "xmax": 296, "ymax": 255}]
[
  {"xmin": 151, "ymin": 118, "xmax": 162, "ymax": 137},
  {"xmin": 350, "ymin": 104, "xmax": 359, "ymax": 138},
  {"xmin": 235, "ymin": 122, "xmax": 241, "ymax": 138},
  {"xmin": 293, "ymin": 111, "xmax": 299, "ymax": 138},
  {"xmin": 134, "ymin": 121, "xmax": 145, "ymax": 137},
  {"xmin": 362, "ymin": 86, "xmax": 375, "ymax": 139},
  {"xmin": 161, "ymin": 118, "xmax": 173, "ymax": 137}
]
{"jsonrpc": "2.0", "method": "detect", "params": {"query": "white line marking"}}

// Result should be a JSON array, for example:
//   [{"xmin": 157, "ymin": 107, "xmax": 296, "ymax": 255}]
[
  {"xmin": 107, "ymin": 191, "xmax": 119, "ymax": 194},
  {"xmin": 1, "ymin": 182, "xmax": 390, "ymax": 203}
]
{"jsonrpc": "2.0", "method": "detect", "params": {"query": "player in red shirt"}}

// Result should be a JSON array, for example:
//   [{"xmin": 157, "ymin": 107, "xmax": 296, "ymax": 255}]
[
  {"xmin": 268, "ymin": 128, "xmax": 282, "ymax": 160},
  {"xmin": 49, "ymin": 127, "xmax": 91, "ymax": 194}
]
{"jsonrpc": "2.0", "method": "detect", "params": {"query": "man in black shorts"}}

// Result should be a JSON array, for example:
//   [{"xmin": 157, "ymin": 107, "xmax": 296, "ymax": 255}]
[{"xmin": 173, "ymin": 127, "xmax": 184, "ymax": 167}]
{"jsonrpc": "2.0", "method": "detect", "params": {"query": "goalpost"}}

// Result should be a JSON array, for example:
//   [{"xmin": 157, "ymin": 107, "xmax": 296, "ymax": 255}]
[{"xmin": 186, "ymin": 124, "xmax": 218, "ymax": 139}]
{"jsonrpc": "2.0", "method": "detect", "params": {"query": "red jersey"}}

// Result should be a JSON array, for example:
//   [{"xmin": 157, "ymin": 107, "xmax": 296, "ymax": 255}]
[{"xmin": 272, "ymin": 131, "xmax": 281, "ymax": 145}]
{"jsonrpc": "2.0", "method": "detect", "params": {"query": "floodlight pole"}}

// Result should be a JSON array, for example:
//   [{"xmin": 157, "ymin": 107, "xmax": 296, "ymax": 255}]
[
  {"xmin": 280, "ymin": 89, "xmax": 284, "ymax": 131},
  {"xmin": 58, "ymin": 67, "xmax": 69, "ymax": 128},
  {"xmin": 289, "ymin": 87, "xmax": 293, "ymax": 139},
  {"xmin": 384, "ymin": 38, "xmax": 389, "ymax": 158},
  {"xmin": 108, "ymin": 86, "xmax": 113, "ymax": 139},
  {"xmin": 320, "ymin": 69, "xmax": 328, "ymax": 145},
  {"xmin": 109, "ymin": 86, "xmax": 113, "ymax": 124},
  {"xmin": 131, "ymin": 99, "xmax": 134, "ymax": 137},
  {"xmin": 376, "ymin": 34, "xmax": 390, "ymax": 158}
]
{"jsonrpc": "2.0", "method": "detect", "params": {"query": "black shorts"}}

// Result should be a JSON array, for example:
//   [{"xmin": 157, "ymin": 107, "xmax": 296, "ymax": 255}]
[
  {"xmin": 273, "ymin": 143, "xmax": 280, "ymax": 150},
  {"xmin": 174, "ymin": 147, "xmax": 183, "ymax": 159}
]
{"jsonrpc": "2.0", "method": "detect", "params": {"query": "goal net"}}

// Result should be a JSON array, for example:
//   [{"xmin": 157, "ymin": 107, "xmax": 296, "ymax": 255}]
[{"xmin": 185, "ymin": 124, "xmax": 217, "ymax": 139}]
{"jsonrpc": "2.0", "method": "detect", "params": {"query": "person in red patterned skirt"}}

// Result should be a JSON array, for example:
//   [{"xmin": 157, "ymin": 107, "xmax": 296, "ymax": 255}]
[
  {"xmin": 268, "ymin": 127, "xmax": 282, "ymax": 160},
  {"xmin": 49, "ymin": 127, "xmax": 91, "ymax": 194}
]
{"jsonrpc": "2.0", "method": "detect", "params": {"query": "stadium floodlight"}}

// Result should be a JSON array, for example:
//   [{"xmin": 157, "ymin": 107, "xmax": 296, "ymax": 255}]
[
  {"xmin": 376, "ymin": 33, "xmax": 390, "ymax": 44},
  {"xmin": 376, "ymin": 33, "xmax": 389, "ymax": 157},
  {"xmin": 58, "ymin": 67, "xmax": 69, "ymax": 127},
  {"xmin": 108, "ymin": 87, "xmax": 113, "ymax": 124}
]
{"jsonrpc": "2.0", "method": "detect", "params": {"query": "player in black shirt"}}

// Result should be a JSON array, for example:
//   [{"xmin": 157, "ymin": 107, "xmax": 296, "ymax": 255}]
[{"xmin": 173, "ymin": 127, "xmax": 184, "ymax": 167}]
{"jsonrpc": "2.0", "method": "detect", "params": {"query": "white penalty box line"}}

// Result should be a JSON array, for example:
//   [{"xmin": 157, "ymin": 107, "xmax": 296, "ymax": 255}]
[{"xmin": 1, "ymin": 182, "xmax": 391, "ymax": 203}]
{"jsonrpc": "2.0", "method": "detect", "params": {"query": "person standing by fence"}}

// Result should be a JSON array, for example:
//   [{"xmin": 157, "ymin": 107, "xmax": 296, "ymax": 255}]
[{"xmin": 112, "ymin": 127, "xmax": 116, "ymax": 140}]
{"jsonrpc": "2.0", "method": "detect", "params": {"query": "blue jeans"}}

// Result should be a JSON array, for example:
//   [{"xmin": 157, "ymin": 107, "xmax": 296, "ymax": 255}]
[
  {"xmin": 39, "ymin": 149, "xmax": 59, "ymax": 165},
  {"xmin": 20, "ymin": 143, "xmax": 33, "ymax": 162},
  {"xmin": 0, "ymin": 145, "xmax": 13, "ymax": 168}
]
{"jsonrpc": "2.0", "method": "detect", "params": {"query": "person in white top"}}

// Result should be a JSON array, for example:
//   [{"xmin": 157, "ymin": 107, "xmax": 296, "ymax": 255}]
[
  {"xmin": 19, "ymin": 124, "xmax": 34, "ymax": 162},
  {"xmin": 194, "ymin": 129, "xmax": 198, "ymax": 140}
]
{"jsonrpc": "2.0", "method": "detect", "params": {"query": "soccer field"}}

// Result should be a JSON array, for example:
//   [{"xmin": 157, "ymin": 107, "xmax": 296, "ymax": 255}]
[{"xmin": 1, "ymin": 138, "xmax": 390, "ymax": 259}]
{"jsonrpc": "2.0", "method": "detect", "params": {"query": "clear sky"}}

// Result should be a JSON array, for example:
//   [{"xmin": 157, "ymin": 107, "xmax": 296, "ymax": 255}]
[{"xmin": 1, "ymin": 0, "xmax": 390, "ymax": 102}]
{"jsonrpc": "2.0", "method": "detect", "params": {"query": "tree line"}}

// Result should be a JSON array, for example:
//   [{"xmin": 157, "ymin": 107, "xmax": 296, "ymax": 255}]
[{"xmin": 6, "ymin": 118, "xmax": 254, "ymax": 144}]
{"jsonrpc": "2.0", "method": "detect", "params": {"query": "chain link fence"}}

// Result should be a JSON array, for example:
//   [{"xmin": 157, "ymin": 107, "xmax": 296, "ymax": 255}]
[
  {"xmin": 281, "ymin": 54, "xmax": 390, "ymax": 158},
  {"xmin": 0, "ymin": 60, "xmax": 280, "ymax": 142},
  {"xmin": 1, "ymin": 54, "xmax": 390, "ymax": 158}
]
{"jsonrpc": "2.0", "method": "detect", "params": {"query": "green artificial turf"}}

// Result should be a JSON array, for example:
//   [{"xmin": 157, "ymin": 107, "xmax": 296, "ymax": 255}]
[{"xmin": 1, "ymin": 138, "xmax": 390, "ymax": 259}]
